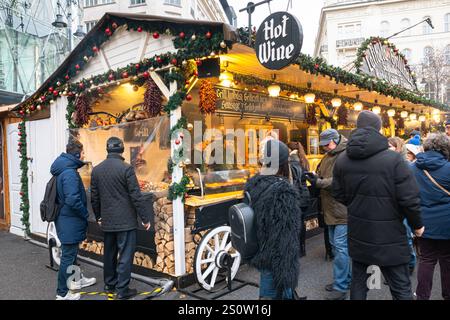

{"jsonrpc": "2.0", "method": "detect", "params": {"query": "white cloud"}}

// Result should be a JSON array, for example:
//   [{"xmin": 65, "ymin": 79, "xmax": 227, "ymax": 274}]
[{"xmin": 227, "ymin": 0, "xmax": 324, "ymax": 55}]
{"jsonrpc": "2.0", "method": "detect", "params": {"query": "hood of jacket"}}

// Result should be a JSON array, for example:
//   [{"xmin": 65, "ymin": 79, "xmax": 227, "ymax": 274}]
[
  {"xmin": 328, "ymin": 135, "xmax": 348, "ymax": 156},
  {"xmin": 346, "ymin": 128, "xmax": 388, "ymax": 160},
  {"xmin": 50, "ymin": 153, "xmax": 85, "ymax": 176},
  {"xmin": 415, "ymin": 151, "xmax": 448, "ymax": 171}
]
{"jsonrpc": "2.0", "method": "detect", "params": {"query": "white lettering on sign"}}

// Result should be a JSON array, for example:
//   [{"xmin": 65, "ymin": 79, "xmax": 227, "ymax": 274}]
[{"xmin": 259, "ymin": 14, "xmax": 293, "ymax": 64}]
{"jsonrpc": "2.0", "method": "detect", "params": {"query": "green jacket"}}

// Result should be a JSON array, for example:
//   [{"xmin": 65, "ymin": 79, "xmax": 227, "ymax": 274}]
[{"xmin": 317, "ymin": 135, "xmax": 348, "ymax": 225}]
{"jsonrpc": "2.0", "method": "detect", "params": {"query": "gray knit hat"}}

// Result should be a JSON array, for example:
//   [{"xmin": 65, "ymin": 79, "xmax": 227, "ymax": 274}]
[{"xmin": 357, "ymin": 110, "xmax": 382, "ymax": 131}]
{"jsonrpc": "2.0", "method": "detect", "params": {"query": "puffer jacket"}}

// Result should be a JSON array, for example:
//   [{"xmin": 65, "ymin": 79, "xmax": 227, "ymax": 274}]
[
  {"xmin": 50, "ymin": 153, "xmax": 88, "ymax": 245},
  {"xmin": 316, "ymin": 135, "xmax": 348, "ymax": 225},
  {"xmin": 244, "ymin": 174, "xmax": 302, "ymax": 294}
]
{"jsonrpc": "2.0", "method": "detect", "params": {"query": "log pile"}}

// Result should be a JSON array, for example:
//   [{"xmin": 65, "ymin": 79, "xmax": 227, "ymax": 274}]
[{"xmin": 153, "ymin": 197, "xmax": 176, "ymax": 275}]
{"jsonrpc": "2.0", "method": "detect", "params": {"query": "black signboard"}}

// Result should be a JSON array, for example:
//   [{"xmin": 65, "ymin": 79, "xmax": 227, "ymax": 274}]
[
  {"xmin": 255, "ymin": 12, "xmax": 303, "ymax": 70},
  {"xmin": 215, "ymin": 86, "xmax": 306, "ymax": 120},
  {"xmin": 359, "ymin": 42, "xmax": 417, "ymax": 91}
]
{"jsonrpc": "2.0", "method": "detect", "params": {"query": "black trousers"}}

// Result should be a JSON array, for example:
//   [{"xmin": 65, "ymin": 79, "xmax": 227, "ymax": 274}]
[
  {"xmin": 350, "ymin": 260, "xmax": 413, "ymax": 300},
  {"xmin": 103, "ymin": 230, "xmax": 137, "ymax": 295}
]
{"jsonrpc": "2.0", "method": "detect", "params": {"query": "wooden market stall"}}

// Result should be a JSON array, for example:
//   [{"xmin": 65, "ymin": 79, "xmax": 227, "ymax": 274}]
[{"xmin": 10, "ymin": 12, "xmax": 449, "ymax": 292}]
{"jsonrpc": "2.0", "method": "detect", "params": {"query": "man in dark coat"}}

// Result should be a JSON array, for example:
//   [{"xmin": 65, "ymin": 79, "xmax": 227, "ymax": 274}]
[
  {"xmin": 332, "ymin": 110, "xmax": 424, "ymax": 300},
  {"xmin": 51, "ymin": 139, "xmax": 96, "ymax": 300},
  {"xmin": 91, "ymin": 137, "xmax": 151, "ymax": 300}
]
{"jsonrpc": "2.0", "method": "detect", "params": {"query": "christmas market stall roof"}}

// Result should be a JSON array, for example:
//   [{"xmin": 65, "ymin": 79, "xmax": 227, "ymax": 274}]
[{"xmin": 13, "ymin": 12, "xmax": 449, "ymax": 116}]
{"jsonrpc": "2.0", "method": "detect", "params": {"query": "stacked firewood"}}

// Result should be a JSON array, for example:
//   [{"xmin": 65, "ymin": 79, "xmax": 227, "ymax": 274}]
[
  {"xmin": 153, "ymin": 197, "xmax": 176, "ymax": 275},
  {"xmin": 79, "ymin": 240, "xmax": 104, "ymax": 255}
]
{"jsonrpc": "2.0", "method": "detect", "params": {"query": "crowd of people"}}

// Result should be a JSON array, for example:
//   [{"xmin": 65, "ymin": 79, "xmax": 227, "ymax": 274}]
[{"xmin": 245, "ymin": 114, "xmax": 450, "ymax": 300}]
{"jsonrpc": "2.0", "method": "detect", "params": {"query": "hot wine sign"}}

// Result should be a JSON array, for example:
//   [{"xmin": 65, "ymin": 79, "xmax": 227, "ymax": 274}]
[{"xmin": 256, "ymin": 12, "xmax": 304, "ymax": 70}]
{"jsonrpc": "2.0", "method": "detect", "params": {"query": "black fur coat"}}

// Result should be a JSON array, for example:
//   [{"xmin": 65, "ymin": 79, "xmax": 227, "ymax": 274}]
[{"xmin": 244, "ymin": 174, "xmax": 302, "ymax": 293}]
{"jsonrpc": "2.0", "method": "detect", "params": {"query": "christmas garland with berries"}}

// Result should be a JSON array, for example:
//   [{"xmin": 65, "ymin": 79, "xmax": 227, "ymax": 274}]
[{"xmin": 18, "ymin": 121, "xmax": 30, "ymax": 236}]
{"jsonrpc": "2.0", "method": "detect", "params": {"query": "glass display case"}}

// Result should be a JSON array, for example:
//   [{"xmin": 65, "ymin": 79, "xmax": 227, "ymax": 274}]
[{"xmin": 190, "ymin": 169, "xmax": 251, "ymax": 197}]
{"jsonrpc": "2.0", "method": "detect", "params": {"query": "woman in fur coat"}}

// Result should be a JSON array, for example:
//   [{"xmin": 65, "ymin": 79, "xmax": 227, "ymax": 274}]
[{"xmin": 244, "ymin": 139, "xmax": 302, "ymax": 299}]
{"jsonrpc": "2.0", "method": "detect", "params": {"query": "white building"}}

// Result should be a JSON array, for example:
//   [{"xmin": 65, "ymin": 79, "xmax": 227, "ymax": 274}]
[
  {"xmin": 315, "ymin": 0, "xmax": 450, "ymax": 103},
  {"xmin": 82, "ymin": 0, "xmax": 236, "ymax": 33}
]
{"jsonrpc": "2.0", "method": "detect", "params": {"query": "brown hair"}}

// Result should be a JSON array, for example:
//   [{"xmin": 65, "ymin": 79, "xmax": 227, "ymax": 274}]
[
  {"xmin": 287, "ymin": 141, "xmax": 310, "ymax": 171},
  {"xmin": 388, "ymin": 137, "xmax": 405, "ymax": 154}
]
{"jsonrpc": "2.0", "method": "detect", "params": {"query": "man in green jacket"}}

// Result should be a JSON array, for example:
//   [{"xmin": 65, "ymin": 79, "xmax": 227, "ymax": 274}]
[{"xmin": 306, "ymin": 129, "xmax": 350, "ymax": 300}]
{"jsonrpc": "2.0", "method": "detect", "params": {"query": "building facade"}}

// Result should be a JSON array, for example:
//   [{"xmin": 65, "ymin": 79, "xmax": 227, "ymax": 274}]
[
  {"xmin": 315, "ymin": 0, "xmax": 450, "ymax": 103},
  {"xmin": 82, "ymin": 0, "xmax": 235, "ymax": 34}
]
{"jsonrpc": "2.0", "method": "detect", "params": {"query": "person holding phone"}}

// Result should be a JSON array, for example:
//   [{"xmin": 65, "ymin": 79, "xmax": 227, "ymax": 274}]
[{"xmin": 91, "ymin": 137, "xmax": 151, "ymax": 300}]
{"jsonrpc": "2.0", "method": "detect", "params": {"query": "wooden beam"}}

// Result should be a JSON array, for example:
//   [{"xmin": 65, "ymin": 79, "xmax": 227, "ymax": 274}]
[{"xmin": 150, "ymin": 71, "xmax": 171, "ymax": 100}]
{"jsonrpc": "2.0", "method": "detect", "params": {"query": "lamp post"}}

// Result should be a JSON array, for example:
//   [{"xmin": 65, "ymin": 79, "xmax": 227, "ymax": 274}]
[
  {"xmin": 239, "ymin": 0, "xmax": 272, "ymax": 46},
  {"xmin": 52, "ymin": 0, "xmax": 85, "ymax": 52},
  {"xmin": 386, "ymin": 18, "xmax": 434, "ymax": 40}
]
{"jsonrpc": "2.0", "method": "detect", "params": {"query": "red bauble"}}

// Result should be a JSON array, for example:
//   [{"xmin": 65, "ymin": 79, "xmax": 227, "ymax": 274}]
[
  {"xmin": 137, "ymin": 27, "xmax": 143, "ymax": 32},
  {"xmin": 19, "ymin": 110, "xmax": 24, "ymax": 115},
  {"xmin": 105, "ymin": 28, "xmax": 112, "ymax": 35},
  {"xmin": 79, "ymin": 82, "xmax": 84, "ymax": 88},
  {"xmin": 175, "ymin": 139, "xmax": 181, "ymax": 145},
  {"xmin": 153, "ymin": 32, "xmax": 160, "ymax": 39},
  {"xmin": 48, "ymin": 87, "xmax": 54, "ymax": 93},
  {"xmin": 108, "ymin": 74, "xmax": 115, "ymax": 81},
  {"xmin": 143, "ymin": 71, "xmax": 150, "ymax": 79},
  {"xmin": 65, "ymin": 75, "xmax": 70, "ymax": 80},
  {"xmin": 40, "ymin": 96, "xmax": 46, "ymax": 102},
  {"xmin": 68, "ymin": 92, "xmax": 74, "ymax": 97},
  {"xmin": 75, "ymin": 64, "xmax": 80, "ymax": 70},
  {"xmin": 30, "ymin": 105, "xmax": 36, "ymax": 111},
  {"xmin": 156, "ymin": 56, "xmax": 163, "ymax": 64},
  {"xmin": 196, "ymin": 60, "xmax": 202, "ymax": 66},
  {"xmin": 135, "ymin": 64, "xmax": 141, "ymax": 70},
  {"xmin": 93, "ymin": 46, "xmax": 99, "ymax": 53},
  {"xmin": 194, "ymin": 71, "xmax": 199, "ymax": 77},
  {"xmin": 186, "ymin": 94, "xmax": 192, "ymax": 101},
  {"xmin": 206, "ymin": 31, "xmax": 212, "ymax": 39},
  {"xmin": 53, "ymin": 90, "xmax": 59, "ymax": 97},
  {"xmin": 179, "ymin": 32, "xmax": 185, "ymax": 39},
  {"xmin": 171, "ymin": 58, "xmax": 177, "ymax": 65},
  {"xmin": 314, "ymin": 64, "xmax": 319, "ymax": 69},
  {"xmin": 112, "ymin": 22, "xmax": 118, "ymax": 29},
  {"xmin": 122, "ymin": 72, "xmax": 129, "ymax": 79}
]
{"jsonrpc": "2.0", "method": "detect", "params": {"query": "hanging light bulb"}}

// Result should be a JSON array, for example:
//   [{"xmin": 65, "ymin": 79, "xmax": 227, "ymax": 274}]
[
  {"xmin": 331, "ymin": 89, "xmax": 341, "ymax": 107},
  {"xmin": 432, "ymin": 109, "xmax": 440, "ymax": 115},
  {"xmin": 289, "ymin": 92, "xmax": 299, "ymax": 99},
  {"xmin": 419, "ymin": 114, "xmax": 426, "ymax": 122},
  {"xmin": 433, "ymin": 114, "xmax": 441, "ymax": 122},
  {"xmin": 387, "ymin": 109, "xmax": 396, "ymax": 117},
  {"xmin": 353, "ymin": 94, "xmax": 363, "ymax": 111},
  {"xmin": 401, "ymin": 106, "xmax": 408, "ymax": 118},
  {"xmin": 304, "ymin": 93, "xmax": 316, "ymax": 104},
  {"xmin": 372, "ymin": 106, "xmax": 381, "ymax": 114},
  {"xmin": 219, "ymin": 70, "xmax": 234, "ymax": 87},
  {"xmin": 267, "ymin": 74, "xmax": 281, "ymax": 97},
  {"xmin": 409, "ymin": 108, "xmax": 417, "ymax": 121}
]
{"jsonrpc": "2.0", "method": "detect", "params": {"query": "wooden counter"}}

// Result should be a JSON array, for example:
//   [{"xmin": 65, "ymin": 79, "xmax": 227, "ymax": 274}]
[{"xmin": 185, "ymin": 190, "xmax": 244, "ymax": 207}]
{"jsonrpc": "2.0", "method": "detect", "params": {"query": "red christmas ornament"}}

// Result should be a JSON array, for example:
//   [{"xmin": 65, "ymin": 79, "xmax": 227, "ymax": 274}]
[
  {"xmin": 175, "ymin": 139, "xmax": 181, "ymax": 145},
  {"xmin": 122, "ymin": 71, "xmax": 129, "ymax": 79},
  {"xmin": 194, "ymin": 71, "xmax": 199, "ymax": 77},
  {"xmin": 30, "ymin": 105, "xmax": 36, "ymax": 111},
  {"xmin": 19, "ymin": 110, "xmax": 24, "ymax": 115},
  {"xmin": 137, "ymin": 27, "xmax": 143, "ymax": 32},
  {"xmin": 196, "ymin": 59, "xmax": 202, "ymax": 66},
  {"xmin": 206, "ymin": 31, "xmax": 212, "ymax": 39},
  {"xmin": 108, "ymin": 74, "xmax": 115, "ymax": 81},
  {"xmin": 53, "ymin": 90, "xmax": 59, "ymax": 97},
  {"xmin": 40, "ymin": 96, "xmax": 46, "ymax": 102},
  {"xmin": 186, "ymin": 94, "xmax": 192, "ymax": 101},
  {"xmin": 75, "ymin": 64, "xmax": 80, "ymax": 70},
  {"xmin": 20, "ymin": 192, "xmax": 24, "ymax": 196},
  {"xmin": 143, "ymin": 71, "xmax": 150, "ymax": 79},
  {"xmin": 179, "ymin": 32, "xmax": 185, "ymax": 39},
  {"xmin": 153, "ymin": 32, "xmax": 160, "ymax": 39},
  {"xmin": 171, "ymin": 58, "xmax": 178, "ymax": 65},
  {"xmin": 68, "ymin": 92, "xmax": 74, "ymax": 97},
  {"xmin": 48, "ymin": 87, "xmax": 54, "ymax": 93},
  {"xmin": 79, "ymin": 82, "xmax": 84, "ymax": 89},
  {"xmin": 65, "ymin": 75, "xmax": 70, "ymax": 80},
  {"xmin": 314, "ymin": 64, "xmax": 319, "ymax": 69},
  {"xmin": 135, "ymin": 64, "xmax": 141, "ymax": 70},
  {"xmin": 156, "ymin": 56, "xmax": 163, "ymax": 64},
  {"xmin": 105, "ymin": 28, "xmax": 112, "ymax": 36},
  {"xmin": 93, "ymin": 46, "xmax": 99, "ymax": 53}
]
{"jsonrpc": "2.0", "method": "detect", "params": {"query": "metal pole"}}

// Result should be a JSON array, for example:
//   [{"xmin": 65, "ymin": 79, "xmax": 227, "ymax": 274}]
[{"xmin": 248, "ymin": 10, "xmax": 252, "ymax": 46}]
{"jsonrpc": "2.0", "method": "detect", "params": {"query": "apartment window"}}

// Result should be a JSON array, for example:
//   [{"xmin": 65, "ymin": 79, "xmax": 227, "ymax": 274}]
[
  {"xmin": 85, "ymin": 20, "xmax": 98, "ymax": 33},
  {"xmin": 84, "ymin": 0, "xmax": 98, "ymax": 7},
  {"xmin": 130, "ymin": 0, "xmax": 145, "ymax": 5},
  {"xmin": 423, "ymin": 16, "xmax": 432, "ymax": 34},
  {"xmin": 402, "ymin": 48, "xmax": 412, "ymax": 62},
  {"xmin": 337, "ymin": 22, "xmax": 361, "ymax": 39},
  {"xmin": 165, "ymin": 0, "xmax": 181, "ymax": 5},
  {"xmin": 380, "ymin": 21, "xmax": 390, "ymax": 37},
  {"xmin": 424, "ymin": 83, "xmax": 436, "ymax": 100},
  {"xmin": 423, "ymin": 46, "xmax": 434, "ymax": 65},
  {"xmin": 445, "ymin": 45, "xmax": 450, "ymax": 64},
  {"xmin": 401, "ymin": 18, "xmax": 411, "ymax": 36},
  {"xmin": 445, "ymin": 14, "xmax": 450, "ymax": 32}
]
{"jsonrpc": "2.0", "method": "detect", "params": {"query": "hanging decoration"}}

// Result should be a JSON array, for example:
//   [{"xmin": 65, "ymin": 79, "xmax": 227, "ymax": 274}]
[
  {"xmin": 337, "ymin": 105, "xmax": 348, "ymax": 127},
  {"xmin": 73, "ymin": 95, "xmax": 92, "ymax": 127},
  {"xmin": 198, "ymin": 80, "xmax": 216, "ymax": 114},
  {"xmin": 18, "ymin": 120, "xmax": 30, "ymax": 236},
  {"xmin": 306, "ymin": 105, "xmax": 318, "ymax": 126},
  {"xmin": 144, "ymin": 77, "xmax": 163, "ymax": 117},
  {"xmin": 382, "ymin": 112, "xmax": 390, "ymax": 129}
]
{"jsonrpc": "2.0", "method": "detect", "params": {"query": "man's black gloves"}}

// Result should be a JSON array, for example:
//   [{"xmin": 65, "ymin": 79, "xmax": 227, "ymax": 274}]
[{"xmin": 304, "ymin": 172, "xmax": 318, "ymax": 187}]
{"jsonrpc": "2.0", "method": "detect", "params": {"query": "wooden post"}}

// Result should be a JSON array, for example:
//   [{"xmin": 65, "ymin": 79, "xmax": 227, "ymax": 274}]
[{"xmin": 169, "ymin": 77, "xmax": 186, "ymax": 276}]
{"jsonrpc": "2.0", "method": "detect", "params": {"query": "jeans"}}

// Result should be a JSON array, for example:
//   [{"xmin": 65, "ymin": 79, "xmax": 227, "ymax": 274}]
[
  {"xmin": 259, "ymin": 270, "xmax": 294, "ymax": 300},
  {"xmin": 350, "ymin": 260, "xmax": 413, "ymax": 300},
  {"xmin": 57, "ymin": 243, "xmax": 79, "ymax": 297},
  {"xmin": 103, "ymin": 230, "xmax": 137, "ymax": 295},
  {"xmin": 416, "ymin": 238, "xmax": 450, "ymax": 300},
  {"xmin": 328, "ymin": 225, "xmax": 352, "ymax": 292},
  {"xmin": 403, "ymin": 219, "xmax": 417, "ymax": 269}
]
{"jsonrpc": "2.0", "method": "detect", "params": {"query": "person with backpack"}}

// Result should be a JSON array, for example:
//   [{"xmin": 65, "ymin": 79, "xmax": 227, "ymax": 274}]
[
  {"xmin": 91, "ymin": 137, "xmax": 151, "ymax": 300},
  {"xmin": 50, "ymin": 139, "xmax": 96, "ymax": 300},
  {"xmin": 288, "ymin": 142, "xmax": 310, "ymax": 257},
  {"xmin": 243, "ymin": 139, "xmax": 302, "ymax": 300},
  {"xmin": 305, "ymin": 129, "xmax": 350, "ymax": 300}
]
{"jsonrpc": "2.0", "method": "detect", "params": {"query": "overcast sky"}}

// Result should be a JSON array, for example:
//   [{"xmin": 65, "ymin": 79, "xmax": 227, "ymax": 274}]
[{"xmin": 227, "ymin": 0, "xmax": 325, "ymax": 55}]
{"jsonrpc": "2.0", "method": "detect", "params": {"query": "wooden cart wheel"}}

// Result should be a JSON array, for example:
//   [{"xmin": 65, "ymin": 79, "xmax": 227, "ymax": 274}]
[
  {"xmin": 47, "ymin": 222, "xmax": 62, "ymax": 266},
  {"xmin": 194, "ymin": 226, "xmax": 241, "ymax": 292}
]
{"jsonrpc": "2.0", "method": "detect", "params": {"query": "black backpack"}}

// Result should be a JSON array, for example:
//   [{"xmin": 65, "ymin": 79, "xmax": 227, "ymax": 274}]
[
  {"xmin": 40, "ymin": 176, "xmax": 61, "ymax": 222},
  {"xmin": 229, "ymin": 180, "xmax": 283, "ymax": 261}
]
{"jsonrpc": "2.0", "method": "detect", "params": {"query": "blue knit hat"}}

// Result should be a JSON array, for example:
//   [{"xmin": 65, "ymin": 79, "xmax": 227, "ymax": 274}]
[{"xmin": 409, "ymin": 135, "xmax": 421, "ymax": 146}]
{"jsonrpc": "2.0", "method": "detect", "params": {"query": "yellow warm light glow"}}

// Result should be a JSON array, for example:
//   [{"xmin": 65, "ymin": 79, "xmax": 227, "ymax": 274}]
[
  {"xmin": 372, "ymin": 106, "xmax": 381, "ymax": 114},
  {"xmin": 419, "ymin": 115, "xmax": 426, "ymax": 122},
  {"xmin": 409, "ymin": 113, "xmax": 417, "ymax": 121},
  {"xmin": 401, "ymin": 111, "xmax": 409, "ymax": 118},
  {"xmin": 268, "ymin": 83, "xmax": 281, "ymax": 97},
  {"xmin": 304, "ymin": 93, "xmax": 316, "ymax": 104},
  {"xmin": 353, "ymin": 102, "xmax": 363, "ymax": 111},
  {"xmin": 387, "ymin": 109, "xmax": 396, "ymax": 117},
  {"xmin": 219, "ymin": 70, "xmax": 234, "ymax": 87},
  {"xmin": 331, "ymin": 97, "xmax": 342, "ymax": 108}
]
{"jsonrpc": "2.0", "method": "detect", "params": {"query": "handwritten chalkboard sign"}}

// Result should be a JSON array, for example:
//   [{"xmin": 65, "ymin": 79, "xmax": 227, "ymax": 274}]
[
  {"xmin": 255, "ymin": 12, "xmax": 303, "ymax": 70},
  {"xmin": 359, "ymin": 42, "xmax": 417, "ymax": 91},
  {"xmin": 215, "ymin": 86, "xmax": 306, "ymax": 120}
]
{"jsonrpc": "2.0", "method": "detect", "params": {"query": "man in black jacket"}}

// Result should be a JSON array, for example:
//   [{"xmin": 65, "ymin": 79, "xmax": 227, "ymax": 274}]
[
  {"xmin": 332, "ymin": 111, "xmax": 424, "ymax": 300},
  {"xmin": 91, "ymin": 137, "xmax": 151, "ymax": 300}
]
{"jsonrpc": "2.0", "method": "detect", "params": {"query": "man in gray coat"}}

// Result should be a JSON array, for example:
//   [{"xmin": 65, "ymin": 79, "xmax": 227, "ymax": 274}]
[{"xmin": 91, "ymin": 137, "xmax": 151, "ymax": 300}]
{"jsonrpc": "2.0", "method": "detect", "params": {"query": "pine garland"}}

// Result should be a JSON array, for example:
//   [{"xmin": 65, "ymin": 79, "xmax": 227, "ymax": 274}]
[
  {"xmin": 199, "ymin": 80, "xmax": 216, "ymax": 114},
  {"xmin": 67, "ymin": 97, "xmax": 77, "ymax": 129},
  {"xmin": 18, "ymin": 120, "xmax": 30, "ymax": 236},
  {"xmin": 168, "ymin": 175, "xmax": 190, "ymax": 202},
  {"xmin": 144, "ymin": 77, "xmax": 163, "ymax": 117}
]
